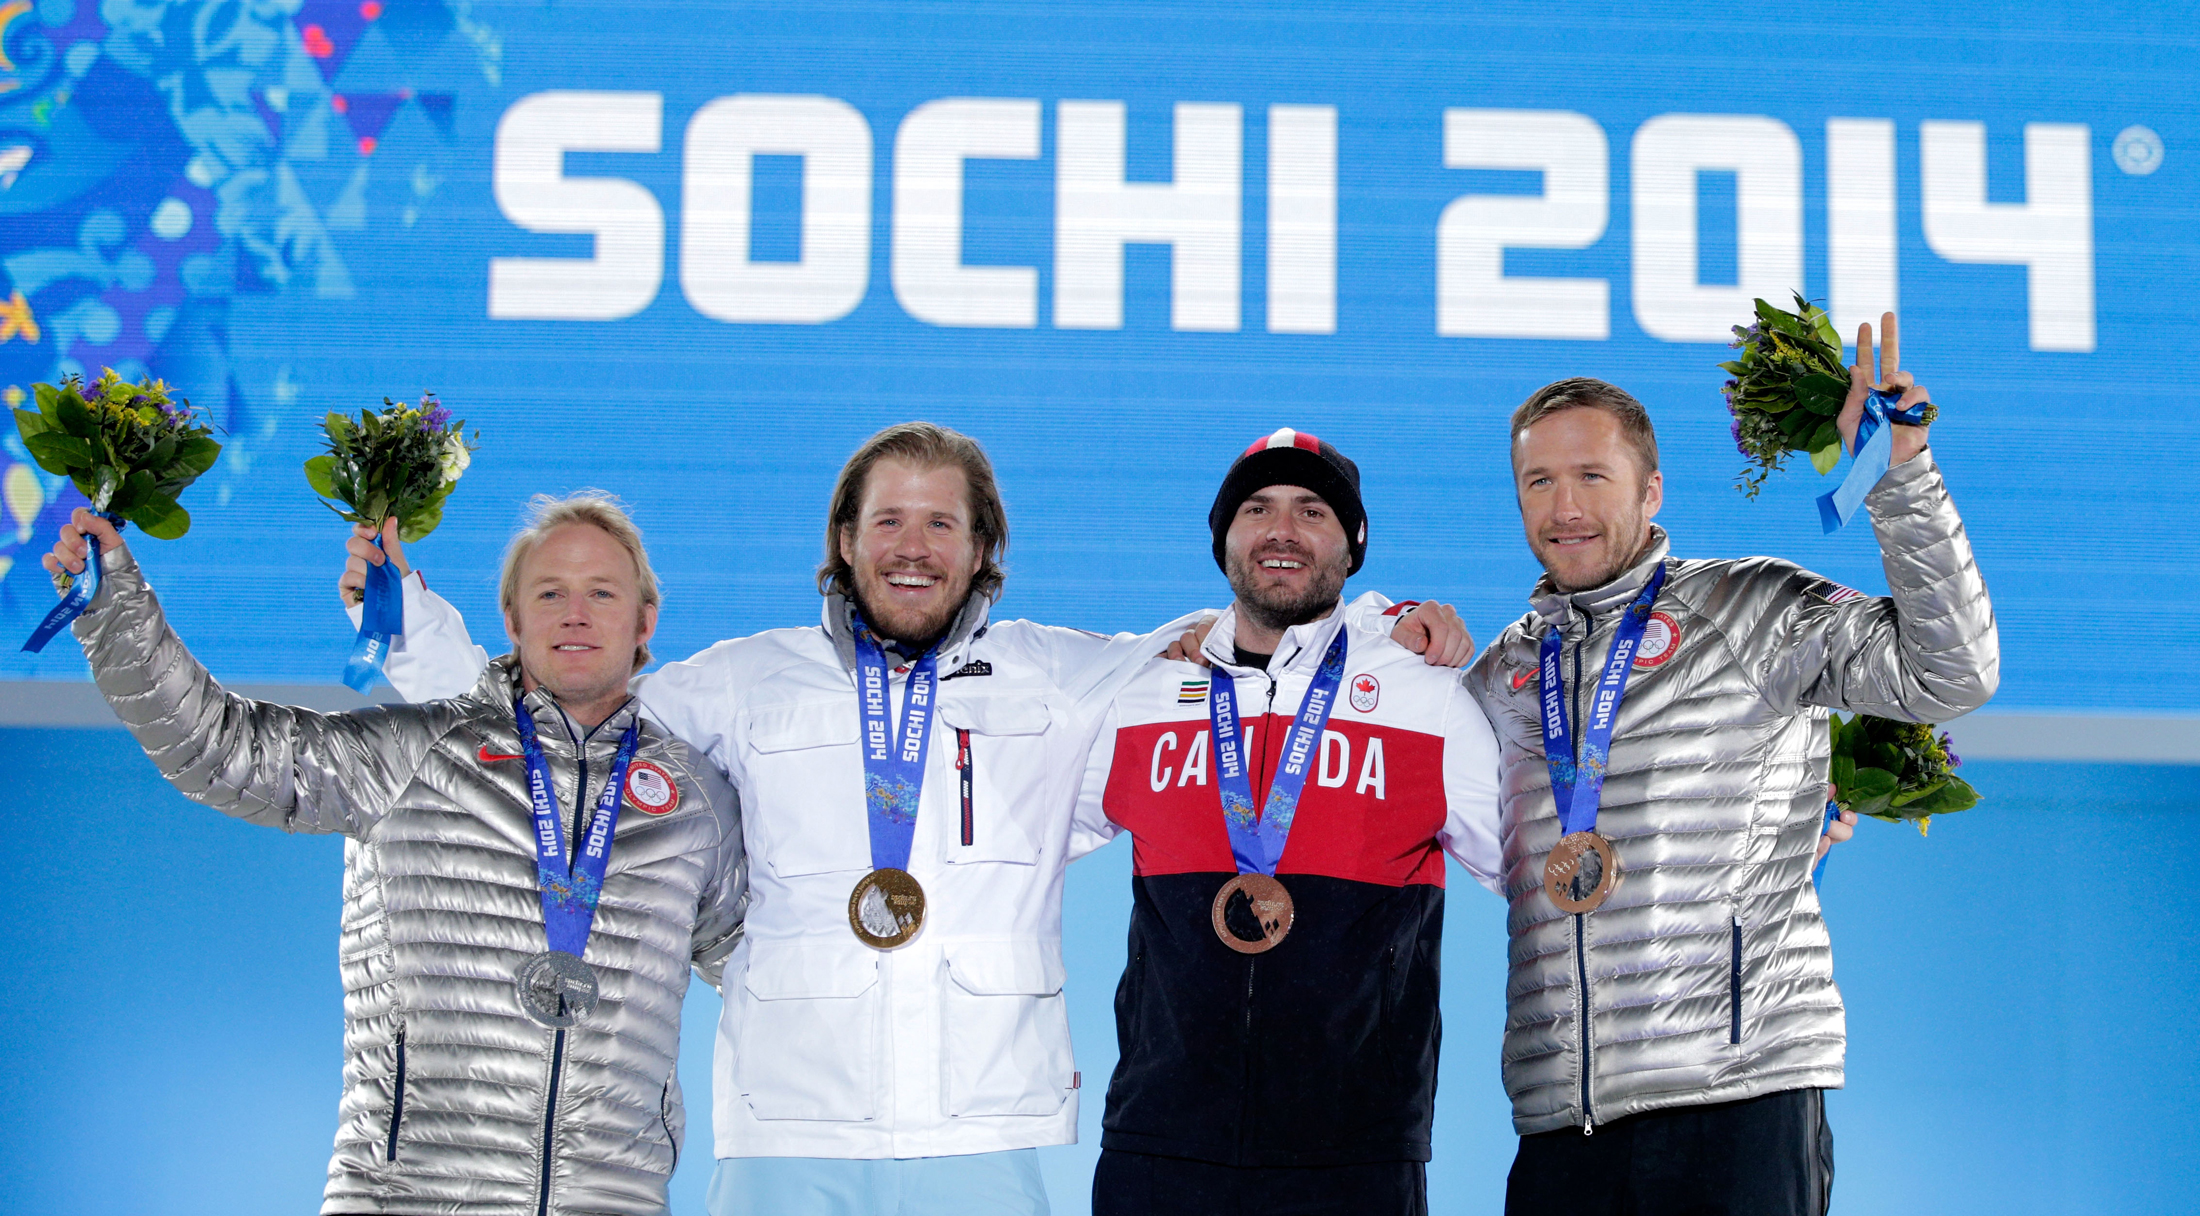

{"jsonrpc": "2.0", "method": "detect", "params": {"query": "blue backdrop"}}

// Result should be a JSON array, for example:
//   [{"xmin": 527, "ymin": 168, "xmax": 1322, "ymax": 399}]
[{"xmin": 2, "ymin": 1, "xmax": 2195, "ymax": 1212}]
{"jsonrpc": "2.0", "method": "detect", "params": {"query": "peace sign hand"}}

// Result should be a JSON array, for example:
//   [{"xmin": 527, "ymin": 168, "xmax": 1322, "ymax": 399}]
[{"xmin": 1837, "ymin": 311, "xmax": 1931, "ymax": 468}]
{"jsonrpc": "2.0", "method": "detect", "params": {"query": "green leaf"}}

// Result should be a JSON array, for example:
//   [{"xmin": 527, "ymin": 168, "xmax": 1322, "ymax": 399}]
[
  {"xmin": 304, "ymin": 454, "xmax": 339, "ymax": 498},
  {"xmin": 1808, "ymin": 441, "xmax": 1840, "ymax": 475},
  {"xmin": 24, "ymin": 431, "xmax": 93, "ymax": 474},
  {"xmin": 108, "ymin": 468, "xmax": 156, "ymax": 515},
  {"xmin": 132, "ymin": 497, "xmax": 192, "ymax": 540},
  {"xmin": 90, "ymin": 465, "xmax": 120, "ymax": 512},
  {"xmin": 1889, "ymin": 778, "xmax": 1947, "ymax": 807},
  {"xmin": 32, "ymin": 382, "xmax": 59, "ymax": 413},
  {"xmin": 398, "ymin": 498, "xmax": 444, "ymax": 544},
  {"xmin": 55, "ymin": 390, "xmax": 97, "ymax": 438},
  {"xmin": 1829, "ymin": 752, "xmax": 1856, "ymax": 793},
  {"xmin": 174, "ymin": 435, "xmax": 221, "ymax": 477},
  {"xmin": 1901, "ymin": 778, "xmax": 1981, "ymax": 818},
  {"xmin": 1842, "ymin": 766, "xmax": 1899, "ymax": 818},
  {"xmin": 13, "ymin": 406, "xmax": 50, "ymax": 440}
]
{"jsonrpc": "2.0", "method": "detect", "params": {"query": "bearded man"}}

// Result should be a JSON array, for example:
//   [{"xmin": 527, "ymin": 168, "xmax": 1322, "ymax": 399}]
[
  {"xmin": 1463, "ymin": 317, "xmax": 1998, "ymax": 1216},
  {"xmin": 48, "ymin": 493, "xmax": 746, "ymax": 1216},
  {"xmin": 1073, "ymin": 429, "xmax": 1498, "ymax": 1215}
]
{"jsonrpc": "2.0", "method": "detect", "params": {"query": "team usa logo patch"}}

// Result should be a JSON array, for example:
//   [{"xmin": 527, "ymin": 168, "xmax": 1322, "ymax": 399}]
[
  {"xmin": 1632, "ymin": 612, "xmax": 1682, "ymax": 669},
  {"xmin": 624, "ymin": 761, "xmax": 681, "ymax": 815},
  {"xmin": 1178, "ymin": 679, "xmax": 1211, "ymax": 704},
  {"xmin": 1349, "ymin": 673, "xmax": 1380, "ymax": 712}
]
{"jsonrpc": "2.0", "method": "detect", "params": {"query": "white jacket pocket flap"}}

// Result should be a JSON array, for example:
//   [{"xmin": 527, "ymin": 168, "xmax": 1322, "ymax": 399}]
[
  {"xmin": 748, "ymin": 702, "xmax": 858, "ymax": 753},
  {"xmin": 743, "ymin": 942, "xmax": 880, "ymax": 1000},
  {"xmin": 938, "ymin": 696, "xmax": 1053, "ymax": 737},
  {"xmin": 945, "ymin": 940, "xmax": 1065, "ymax": 997}
]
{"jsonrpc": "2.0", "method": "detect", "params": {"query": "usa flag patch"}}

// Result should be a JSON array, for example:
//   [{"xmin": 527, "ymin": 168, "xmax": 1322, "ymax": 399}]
[{"xmin": 1812, "ymin": 580, "xmax": 1867, "ymax": 604}]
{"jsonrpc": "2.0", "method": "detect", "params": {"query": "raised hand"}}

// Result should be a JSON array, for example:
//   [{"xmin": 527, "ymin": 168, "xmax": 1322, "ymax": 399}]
[
  {"xmin": 43, "ymin": 508, "xmax": 125, "ymax": 589},
  {"xmin": 1838, "ymin": 311, "xmax": 1931, "ymax": 467},
  {"xmin": 338, "ymin": 516, "xmax": 412, "ymax": 607}
]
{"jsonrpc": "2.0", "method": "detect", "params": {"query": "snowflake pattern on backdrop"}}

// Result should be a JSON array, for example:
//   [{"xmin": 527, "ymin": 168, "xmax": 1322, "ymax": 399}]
[{"xmin": 0, "ymin": 0, "xmax": 493, "ymax": 625}]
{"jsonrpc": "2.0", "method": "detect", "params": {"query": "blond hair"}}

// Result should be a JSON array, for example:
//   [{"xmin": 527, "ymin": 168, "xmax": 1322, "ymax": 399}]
[
  {"xmin": 499, "ymin": 490, "xmax": 661, "ymax": 672},
  {"xmin": 816, "ymin": 422, "xmax": 1009, "ymax": 602},
  {"xmin": 1511, "ymin": 377, "xmax": 1661, "ymax": 480}
]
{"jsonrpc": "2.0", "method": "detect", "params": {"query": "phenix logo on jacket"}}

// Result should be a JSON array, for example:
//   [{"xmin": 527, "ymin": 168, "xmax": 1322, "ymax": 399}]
[{"xmin": 1073, "ymin": 591, "xmax": 1503, "ymax": 1168}]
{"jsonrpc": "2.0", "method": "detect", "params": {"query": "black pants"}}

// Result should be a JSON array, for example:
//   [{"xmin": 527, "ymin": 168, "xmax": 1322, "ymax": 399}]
[
  {"xmin": 1093, "ymin": 1149, "xmax": 1427, "ymax": 1216},
  {"xmin": 1505, "ymin": 1088, "xmax": 1834, "ymax": 1216}
]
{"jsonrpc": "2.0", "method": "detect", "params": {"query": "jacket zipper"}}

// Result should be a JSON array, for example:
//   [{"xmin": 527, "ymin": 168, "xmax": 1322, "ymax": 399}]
[
  {"xmin": 536, "ymin": 1027, "xmax": 567, "ymax": 1216},
  {"xmin": 385, "ymin": 1027, "xmax": 408, "ymax": 1162},
  {"xmin": 1569, "ymin": 633, "xmax": 1595, "ymax": 1135},
  {"xmin": 957, "ymin": 728, "xmax": 974, "ymax": 846},
  {"xmin": 1232, "ymin": 667, "xmax": 1281, "ymax": 1160},
  {"xmin": 538, "ymin": 705, "xmax": 600, "ymax": 1214}
]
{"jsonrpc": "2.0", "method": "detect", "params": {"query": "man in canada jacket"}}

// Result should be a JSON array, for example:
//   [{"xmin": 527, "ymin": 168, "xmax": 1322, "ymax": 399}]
[
  {"xmin": 1464, "ymin": 318, "xmax": 1997, "ymax": 1216},
  {"xmin": 47, "ymin": 492, "xmax": 746, "ymax": 1216},
  {"xmin": 1074, "ymin": 429, "xmax": 1501, "ymax": 1216}
]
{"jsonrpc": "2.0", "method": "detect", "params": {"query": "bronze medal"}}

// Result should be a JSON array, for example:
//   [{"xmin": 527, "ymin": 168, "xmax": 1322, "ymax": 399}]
[
  {"xmin": 1544, "ymin": 830, "xmax": 1621, "ymax": 913},
  {"xmin": 1211, "ymin": 873, "xmax": 1295, "ymax": 954},
  {"xmin": 848, "ymin": 867, "xmax": 927, "ymax": 949}
]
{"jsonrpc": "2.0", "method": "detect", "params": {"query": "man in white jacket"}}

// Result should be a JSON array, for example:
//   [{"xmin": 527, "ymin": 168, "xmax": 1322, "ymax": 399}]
[{"xmin": 344, "ymin": 422, "xmax": 1469, "ymax": 1215}]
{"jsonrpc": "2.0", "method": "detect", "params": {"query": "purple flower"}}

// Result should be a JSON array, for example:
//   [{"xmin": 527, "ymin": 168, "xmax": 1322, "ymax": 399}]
[
  {"xmin": 1730, "ymin": 416, "xmax": 1747, "ymax": 455},
  {"xmin": 1939, "ymin": 731, "xmax": 1962, "ymax": 769}
]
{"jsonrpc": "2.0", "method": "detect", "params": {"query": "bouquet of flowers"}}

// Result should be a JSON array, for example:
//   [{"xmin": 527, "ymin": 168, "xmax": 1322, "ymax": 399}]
[
  {"xmin": 14, "ymin": 370, "xmax": 223, "ymax": 652},
  {"xmin": 13, "ymin": 370, "xmax": 222, "ymax": 549},
  {"xmin": 1722, "ymin": 293, "xmax": 1938, "ymax": 498},
  {"xmin": 306, "ymin": 394, "xmax": 475, "ymax": 691},
  {"xmin": 1828, "ymin": 713, "xmax": 1979, "ymax": 836},
  {"xmin": 306, "ymin": 393, "xmax": 476, "ymax": 542}
]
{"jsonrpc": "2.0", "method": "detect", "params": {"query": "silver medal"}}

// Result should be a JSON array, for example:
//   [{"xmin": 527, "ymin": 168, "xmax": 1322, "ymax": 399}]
[{"xmin": 515, "ymin": 949, "xmax": 600, "ymax": 1028}]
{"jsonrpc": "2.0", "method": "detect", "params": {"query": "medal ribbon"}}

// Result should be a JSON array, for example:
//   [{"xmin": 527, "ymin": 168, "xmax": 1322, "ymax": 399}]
[
  {"xmin": 1209, "ymin": 627, "xmax": 1348, "ymax": 875},
  {"xmin": 852, "ymin": 614, "xmax": 941, "ymax": 874},
  {"xmin": 1817, "ymin": 387, "xmax": 1931, "ymax": 533},
  {"xmin": 22, "ymin": 513, "xmax": 124, "ymax": 653},
  {"xmin": 1538, "ymin": 564, "xmax": 1668, "ymax": 836},
  {"xmin": 342, "ymin": 537, "xmax": 404, "ymax": 693},
  {"xmin": 515, "ymin": 699, "xmax": 641, "ymax": 958}
]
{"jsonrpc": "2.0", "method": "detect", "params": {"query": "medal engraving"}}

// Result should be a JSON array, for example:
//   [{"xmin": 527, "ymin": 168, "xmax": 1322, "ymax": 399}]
[
  {"xmin": 848, "ymin": 868, "xmax": 927, "ymax": 949},
  {"xmin": 515, "ymin": 949, "xmax": 600, "ymax": 1028},
  {"xmin": 1211, "ymin": 873, "xmax": 1295, "ymax": 954},
  {"xmin": 1544, "ymin": 831, "xmax": 1621, "ymax": 913}
]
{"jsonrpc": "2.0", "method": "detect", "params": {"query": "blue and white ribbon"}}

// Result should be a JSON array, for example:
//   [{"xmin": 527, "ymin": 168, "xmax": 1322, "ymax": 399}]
[
  {"xmin": 22, "ymin": 514, "xmax": 124, "ymax": 654},
  {"xmin": 852, "ymin": 614, "xmax": 941, "ymax": 874},
  {"xmin": 1209, "ymin": 628, "xmax": 1348, "ymax": 876},
  {"xmin": 1538, "ymin": 564, "xmax": 1669, "ymax": 837},
  {"xmin": 342, "ymin": 537, "xmax": 404, "ymax": 693},
  {"xmin": 1813, "ymin": 799, "xmax": 1839, "ymax": 886},
  {"xmin": 1817, "ymin": 387, "xmax": 1931, "ymax": 534},
  {"xmin": 515, "ymin": 699, "xmax": 641, "ymax": 958}
]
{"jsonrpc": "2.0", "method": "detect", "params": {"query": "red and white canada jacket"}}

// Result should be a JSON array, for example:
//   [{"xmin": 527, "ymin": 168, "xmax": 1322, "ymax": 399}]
[{"xmin": 1071, "ymin": 591, "xmax": 1502, "ymax": 1167}]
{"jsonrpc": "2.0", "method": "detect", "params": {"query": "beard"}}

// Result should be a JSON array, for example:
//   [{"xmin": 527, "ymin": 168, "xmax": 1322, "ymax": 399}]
[
  {"xmin": 1529, "ymin": 503, "xmax": 1653, "ymax": 594},
  {"xmin": 850, "ymin": 567, "xmax": 973, "ymax": 652},
  {"xmin": 1225, "ymin": 543, "xmax": 1350, "ymax": 637}
]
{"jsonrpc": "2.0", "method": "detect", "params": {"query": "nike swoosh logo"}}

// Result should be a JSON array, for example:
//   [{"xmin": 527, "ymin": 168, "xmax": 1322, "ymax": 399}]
[
  {"xmin": 1511, "ymin": 669, "xmax": 1535, "ymax": 692},
  {"xmin": 478, "ymin": 744, "xmax": 524, "ymax": 763}
]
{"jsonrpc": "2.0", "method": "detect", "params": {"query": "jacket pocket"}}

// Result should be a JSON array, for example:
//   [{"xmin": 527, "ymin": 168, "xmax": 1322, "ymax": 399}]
[
  {"xmin": 745, "ymin": 702, "xmax": 871, "ymax": 878},
  {"xmin": 937, "ymin": 695, "xmax": 1054, "ymax": 867},
  {"xmin": 734, "ymin": 943, "xmax": 881, "ymax": 1121},
  {"xmin": 1729, "ymin": 918, "xmax": 1745, "ymax": 1045},
  {"xmin": 384, "ymin": 1025, "xmax": 408, "ymax": 1163},
  {"xmin": 659, "ymin": 1072, "xmax": 683, "ymax": 1171},
  {"xmin": 942, "ymin": 940, "xmax": 1073, "ymax": 1117}
]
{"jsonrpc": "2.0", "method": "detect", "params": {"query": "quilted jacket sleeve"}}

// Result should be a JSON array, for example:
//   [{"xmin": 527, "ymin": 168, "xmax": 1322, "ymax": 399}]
[
  {"xmin": 74, "ymin": 544, "xmax": 445, "ymax": 836},
  {"xmin": 1748, "ymin": 452, "xmax": 2000, "ymax": 722}
]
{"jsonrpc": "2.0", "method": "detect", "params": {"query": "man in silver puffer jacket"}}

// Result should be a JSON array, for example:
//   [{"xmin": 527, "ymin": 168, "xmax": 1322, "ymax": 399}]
[
  {"xmin": 46, "ymin": 493, "xmax": 746, "ymax": 1216},
  {"xmin": 1464, "ymin": 318, "xmax": 1996, "ymax": 1215}
]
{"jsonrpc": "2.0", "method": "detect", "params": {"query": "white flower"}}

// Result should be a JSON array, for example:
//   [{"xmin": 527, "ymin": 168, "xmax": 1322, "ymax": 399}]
[{"xmin": 437, "ymin": 436, "xmax": 471, "ymax": 484}]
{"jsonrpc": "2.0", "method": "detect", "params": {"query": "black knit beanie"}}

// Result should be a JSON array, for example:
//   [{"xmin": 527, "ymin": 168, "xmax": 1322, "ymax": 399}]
[{"xmin": 1208, "ymin": 428, "xmax": 1367, "ymax": 576}]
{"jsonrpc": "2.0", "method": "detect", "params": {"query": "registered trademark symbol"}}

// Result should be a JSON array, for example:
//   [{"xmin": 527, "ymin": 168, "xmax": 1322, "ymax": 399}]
[{"xmin": 2113, "ymin": 125, "xmax": 2163, "ymax": 175}]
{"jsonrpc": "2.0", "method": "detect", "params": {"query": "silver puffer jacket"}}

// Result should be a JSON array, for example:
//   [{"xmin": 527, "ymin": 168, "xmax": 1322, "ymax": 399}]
[
  {"xmin": 74, "ymin": 545, "xmax": 746, "ymax": 1215},
  {"xmin": 1464, "ymin": 454, "xmax": 1996, "ymax": 1136}
]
